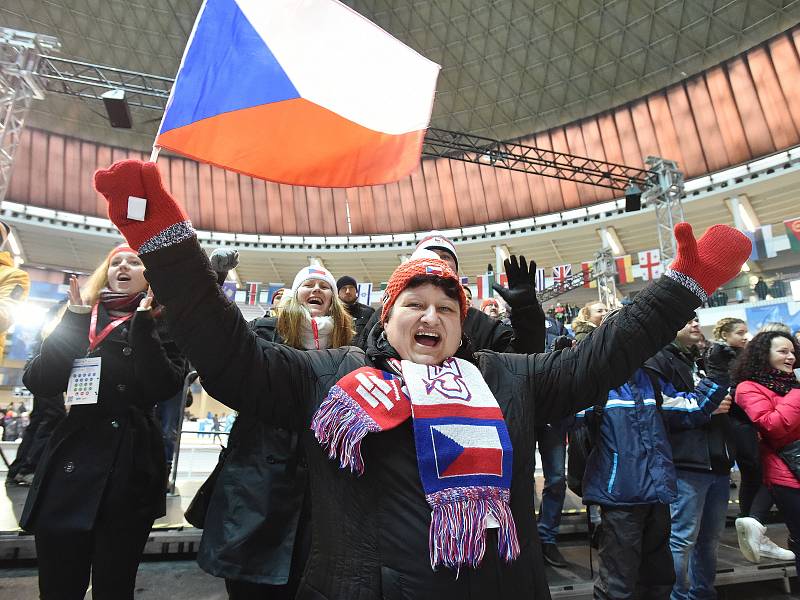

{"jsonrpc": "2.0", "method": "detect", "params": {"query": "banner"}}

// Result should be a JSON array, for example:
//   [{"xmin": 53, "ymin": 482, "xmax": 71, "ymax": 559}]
[
  {"xmin": 615, "ymin": 255, "xmax": 634, "ymax": 285},
  {"xmin": 785, "ymin": 218, "xmax": 800, "ymax": 252},
  {"xmin": 476, "ymin": 272, "xmax": 495, "ymax": 299},
  {"xmin": 357, "ymin": 282, "xmax": 373, "ymax": 306},
  {"xmin": 156, "ymin": 0, "xmax": 440, "ymax": 187},
  {"xmin": 552, "ymin": 264, "xmax": 571, "ymax": 286},
  {"xmin": 535, "ymin": 268, "xmax": 546, "ymax": 292},
  {"xmin": 246, "ymin": 281, "xmax": 261, "ymax": 306},
  {"xmin": 580, "ymin": 261, "xmax": 596, "ymax": 288}
]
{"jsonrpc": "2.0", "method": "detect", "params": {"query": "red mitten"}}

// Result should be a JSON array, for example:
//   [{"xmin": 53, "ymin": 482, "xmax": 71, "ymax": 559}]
[
  {"xmin": 93, "ymin": 160, "xmax": 190, "ymax": 252},
  {"xmin": 668, "ymin": 222, "xmax": 751, "ymax": 296}
]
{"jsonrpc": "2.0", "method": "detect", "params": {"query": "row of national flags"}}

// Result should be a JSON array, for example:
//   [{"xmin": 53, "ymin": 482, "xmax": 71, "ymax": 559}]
[{"xmin": 222, "ymin": 218, "xmax": 800, "ymax": 305}]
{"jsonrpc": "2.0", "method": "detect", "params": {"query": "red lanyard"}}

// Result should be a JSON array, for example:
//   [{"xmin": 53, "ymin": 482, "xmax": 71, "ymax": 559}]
[
  {"xmin": 310, "ymin": 318, "xmax": 320, "ymax": 350},
  {"xmin": 88, "ymin": 303, "xmax": 133, "ymax": 352}
]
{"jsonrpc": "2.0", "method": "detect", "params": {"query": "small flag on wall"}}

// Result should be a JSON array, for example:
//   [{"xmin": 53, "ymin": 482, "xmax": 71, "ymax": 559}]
[
  {"xmin": 357, "ymin": 283, "xmax": 373, "ymax": 305},
  {"xmin": 460, "ymin": 276, "xmax": 469, "ymax": 286},
  {"xmin": 535, "ymin": 268, "xmax": 546, "ymax": 292},
  {"xmin": 476, "ymin": 272, "xmax": 495, "ymax": 299},
  {"xmin": 552, "ymin": 264, "xmax": 571, "ymax": 286},
  {"xmin": 615, "ymin": 255, "xmax": 634, "ymax": 285},
  {"xmin": 580, "ymin": 261, "xmax": 596, "ymax": 288},
  {"xmin": 785, "ymin": 217, "xmax": 800, "ymax": 252},
  {"xmin": 638, "ymin": 249, "xmax": 663, "ymax": 281},
  {"xmin": 246, "ymin": 281, "xmax": 261, "ymax": 306},
  {"xmin": 267, "ymin": 283, "xmax": 285, "ymax": 304}
]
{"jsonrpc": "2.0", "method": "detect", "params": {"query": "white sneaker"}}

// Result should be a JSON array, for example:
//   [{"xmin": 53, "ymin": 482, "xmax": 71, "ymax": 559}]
[
  {"xmin": 758, "ymin": 536, "xmax": 796, "ymax": 562},
  {"xmin": 735, "ymin": 517, "xmax": 765, "ymax": 563}
]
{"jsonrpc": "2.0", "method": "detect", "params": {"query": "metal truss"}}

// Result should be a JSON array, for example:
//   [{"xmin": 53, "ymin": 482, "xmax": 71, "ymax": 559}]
[
  {"xmin": 539, "ymin": 271, "xmax": 593, "ymax": 303},
  {"xmin": 593, "ymin": 247, "xmax": 619, "ymax": 308},
  {"xmin": 36, "ymin": 55, "xmax": 172, "ymax": 111},
  {"xmin": 0, "ymin": 28, "xmax": 60, "ymax": 205},
  {"xmin": 423, "ymin": 128, "xmax": 653, "ymax": 192},
  {"xmin": 643, "ymin": 156, "xmax": 685, "ymax": 266}
]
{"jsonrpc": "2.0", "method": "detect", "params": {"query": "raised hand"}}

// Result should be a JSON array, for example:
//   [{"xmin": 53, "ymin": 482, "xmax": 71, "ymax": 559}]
[
  {"xmin": 139, "ymin": 287, "xmax": 155, "ymax": 311},
  {"xmin": 94, "ymin": 160, "xmax": 190, "ymax": 252},
  {"xmin": 210, "ymin": 248, "xmax": 240, "ymax": 274},
  {"xmin": 493, "ymin": 255, "xmax": 538, "ymax": 309},
  {"xmin": 67, "ymin": 275, "xmax": 83, "ymax": 307},
  {"xmin": 668, "ymin": 222, "xmax": 751, "ymax": 297}
]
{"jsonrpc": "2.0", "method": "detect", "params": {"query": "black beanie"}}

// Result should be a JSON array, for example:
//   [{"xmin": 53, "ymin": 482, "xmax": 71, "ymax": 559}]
[{"xmin": 337, "ymin": 275, "xmax": 357, "ymax": 289}]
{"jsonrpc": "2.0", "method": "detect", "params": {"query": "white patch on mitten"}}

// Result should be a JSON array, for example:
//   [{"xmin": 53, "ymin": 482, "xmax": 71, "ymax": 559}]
[{"xmin": 127, "ymin": 196, "xmax": 147, "ymax": 221}]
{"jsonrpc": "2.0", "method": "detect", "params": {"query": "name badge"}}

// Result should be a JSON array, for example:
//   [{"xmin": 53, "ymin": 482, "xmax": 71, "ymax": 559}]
[{"xmin": 66, "ymin": 357, "xmax": 102, "ymax": 406}]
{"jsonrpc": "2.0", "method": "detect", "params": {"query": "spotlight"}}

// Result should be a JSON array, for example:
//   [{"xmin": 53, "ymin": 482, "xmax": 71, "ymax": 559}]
[
  {"xmin": 624, "ymin": 182, "xmax": 642, "ymax": 212},
  {"xmin": 101, "ymin": 89, "xmax": 132, "ymax": 129}
]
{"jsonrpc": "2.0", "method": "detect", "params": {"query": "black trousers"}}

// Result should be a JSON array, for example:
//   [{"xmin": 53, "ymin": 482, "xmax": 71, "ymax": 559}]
[
  {"xmin": 35, "ymin": 517, "xmax": 153, "ymax": 600},
  {"xmin": 729, "ymin": 417, "xmax": 774, "ymax": 521},
  {"xmin": 594, "ymin": 503, "xmax": 674, "ymax": 600},
  {"xmin": 770, "ymin": 485, "xmax": 800, "ymax": 574}
]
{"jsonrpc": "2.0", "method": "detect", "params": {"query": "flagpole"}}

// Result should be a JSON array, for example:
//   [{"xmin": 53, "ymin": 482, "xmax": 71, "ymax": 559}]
[{"xmin": 149, "ymin": 145, "xmax": 161, "ymax": 163}]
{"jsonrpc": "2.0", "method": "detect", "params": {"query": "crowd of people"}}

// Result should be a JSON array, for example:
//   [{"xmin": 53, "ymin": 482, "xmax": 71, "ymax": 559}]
[{"xmin": 2, "ymin": 158, "xmax": 798, "ymax": 600}]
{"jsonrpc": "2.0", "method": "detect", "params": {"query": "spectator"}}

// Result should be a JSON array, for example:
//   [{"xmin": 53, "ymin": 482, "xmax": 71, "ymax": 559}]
[
  {"xmin": 754, "ymin": 277, "xmax": 769, "ymax": 301},
  {"xmin": 580, "ymin": 360, "xmax": 728, "ymax": 598},
  {"xmin": 570, "ymin": 301, "xmax": 609, "ymax": 342},
  {"xmin": 648, "ymin": 315, "xmax": 734, "ymax": 599},
  {"xmin": 709, "ymin": 288, "xmax": 728, "ymax": 307},
  {"xmin": 733, "ymin": 331, "xmax": 800, "ymax": 571},
  {"xmin": 761, "ymin": 322, "xmax": 791, "ymax": 335},
  {"xmin": 269, "ymin": 288, "xmax": 286, "ymax": 317},
  {"xmin": 462, "ymin": 285, "xmax": 473, "ymax": 307},
  {"xmin": 19, "ymin": 245, "xmax": 186, "ymax": 599},
  {"xmin": 481, "ymin": 298, "xmax": 501, "ymax": 320},
  {"xmin": 336, "ymin": 275, "xmax": 375, "ymax": 342}
]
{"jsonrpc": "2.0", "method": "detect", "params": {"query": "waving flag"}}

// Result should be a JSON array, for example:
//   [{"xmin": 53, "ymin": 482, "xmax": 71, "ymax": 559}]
[
  {"xmin": 552, "ymin": 264, "xmax": 571, "ymax": 286},
  {"xmin": 638, "ymin": 250, "xmax": 662, "ymax": 281},
  {"xmin": 615, "ymin": 255, "xmax": 634, "ymax": 284},
  {"xmin": 156, "ymin": 0, "xmax": 440, "ymax": 187}
]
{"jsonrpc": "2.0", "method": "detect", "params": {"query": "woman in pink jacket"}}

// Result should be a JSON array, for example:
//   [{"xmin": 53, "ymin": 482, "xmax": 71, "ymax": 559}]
[{"xmin": 732, "ymin": 330, "xmax": 800, "ymax": 570}]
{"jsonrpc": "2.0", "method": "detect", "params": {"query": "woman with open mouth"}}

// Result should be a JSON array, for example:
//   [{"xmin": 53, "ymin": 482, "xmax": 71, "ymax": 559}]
[
  {"xmin": 19, "ymin": 244, "xmax": 186, "ymax": 599},
  {"xmin": 195, "ymin": 264, "xmax": 354, "ymax": 600},
  {"xmin": 94, "ymin": 159, "xmax": 751, "ymax": 600}
]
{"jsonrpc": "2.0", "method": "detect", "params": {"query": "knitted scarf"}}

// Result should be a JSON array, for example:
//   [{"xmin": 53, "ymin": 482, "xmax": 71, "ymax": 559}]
[
  {"xmin": 311, "ymin": 356, "xmax": 518, "ymax": 571},
  {"xmin": 753, "ymin": 368, "xmax": 800, "ymax": 396},
  {"xmin": 99, "ymin": 289, "xmax": 146, "ymax": 313}
]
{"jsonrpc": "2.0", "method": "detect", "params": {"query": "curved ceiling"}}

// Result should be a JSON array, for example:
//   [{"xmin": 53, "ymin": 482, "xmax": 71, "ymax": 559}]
[
  {"xmin": 9, "ymin": 27, "xmax": 800, "ymax": 236},
  {"xmin": 2, "ymin": 0, "xmax": 800, "ymax": 151}
]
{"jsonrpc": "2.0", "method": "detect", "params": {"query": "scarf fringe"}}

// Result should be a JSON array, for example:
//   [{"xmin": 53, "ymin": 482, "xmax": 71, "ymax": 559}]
[
  {"xmin": 428, "ymin": 487, "xmax": 520, "ymax": 571},
  {"xmin": 311, "ymin": 386, "xmax": 379, "ymax": 475}
]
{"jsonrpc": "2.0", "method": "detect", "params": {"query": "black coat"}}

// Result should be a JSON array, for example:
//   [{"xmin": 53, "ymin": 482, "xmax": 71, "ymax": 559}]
[
  {"xmin": 648, "ymin": 343, "xmax": 735, "ymax": 473},
  {"xmin": 197, "ymin": 315, "xmax": 310, "ymax": 585},
  {"xmin": 143, "ymin": 237, "xmax": 700, "ymax": 600},
  {"xmin": 344, "ymin": 301, "xmax": 375, "ymax": 342},
  {"xmin": 20, "ymin": 306, "xmax": 186, "ymax": 533}
]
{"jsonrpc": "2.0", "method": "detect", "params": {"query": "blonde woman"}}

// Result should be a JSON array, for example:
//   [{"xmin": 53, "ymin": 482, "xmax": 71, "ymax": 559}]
[
  {"xmin": 198, "ymin": 265, "xmax": 353, "ymax": 600},
  {"xmin": 20, "ymin": 245, "xmax": 186, "ymax": 599},
  {"xmin": 570, "ymin": 301, "xmax": 608, "ymax": 342}
]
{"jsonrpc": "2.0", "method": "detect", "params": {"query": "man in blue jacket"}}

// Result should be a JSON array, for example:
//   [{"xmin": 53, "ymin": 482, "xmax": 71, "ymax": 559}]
[{"xmin": 578, "ymin": 365, "xmax": 729, "ymax": 599}]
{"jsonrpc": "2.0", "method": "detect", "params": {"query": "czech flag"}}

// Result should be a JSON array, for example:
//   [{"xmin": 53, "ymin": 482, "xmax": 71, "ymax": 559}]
[{"xmin": 156, "ymin": 0, "xmax": 440, "ymax": 188}]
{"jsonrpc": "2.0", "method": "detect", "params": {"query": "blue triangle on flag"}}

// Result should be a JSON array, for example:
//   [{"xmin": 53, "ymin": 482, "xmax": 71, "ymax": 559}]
[
  {"xmin": 160, "ymin": 0, "xmax": 301, "ymax": 134},
  {"xmin": 431, "ymin": 427, "xmax": 464, "ymax": 476}
]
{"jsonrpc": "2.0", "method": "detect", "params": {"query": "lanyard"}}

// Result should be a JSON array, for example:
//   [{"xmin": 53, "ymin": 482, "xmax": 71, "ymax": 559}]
[
  {"xmin": 88, "ymin": 303, "xmax": 133, "ymax": 352},
  {"xmin": 310, "ymin": 318, "xmax": 320, "ymax": 350}
]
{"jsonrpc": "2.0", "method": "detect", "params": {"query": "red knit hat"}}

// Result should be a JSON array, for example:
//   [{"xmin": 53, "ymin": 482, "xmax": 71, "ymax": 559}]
[
  {"xmin": 381, "ymin": 257, "xmax": 468, "ymax": 323},
  {"xmin": 481, "ymin": 298, "xmax": 499, "ymax": 310}
]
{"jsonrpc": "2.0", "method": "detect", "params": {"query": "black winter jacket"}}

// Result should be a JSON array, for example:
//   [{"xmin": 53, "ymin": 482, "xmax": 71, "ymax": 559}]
[
  {"xmin": 20, "ymin": 306, "xmax": 186, "ymax": 533},
  {"xmin": 648, "ymin": 343, "xmax": 735, "ymax": 474},
  {"xmin": 344, "ymin": 301, "xmax": 375, "ymax": 342},
  {"xmin": 197, "ymin": 315, "xmax": 310, "ymax": 585},
  {"xmin": 142, "ymin": 237, "xmax": 700, "ymax": 600}
]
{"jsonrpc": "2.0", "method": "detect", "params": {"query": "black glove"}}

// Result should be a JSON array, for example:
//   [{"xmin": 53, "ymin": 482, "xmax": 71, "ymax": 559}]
[
  {"xmin": 493, "ymin": 255, "xmax": 538, "ymax": 309},
  {"xmin": 210, "ymin": 248, "xmax": 240, "ymax": 273}
]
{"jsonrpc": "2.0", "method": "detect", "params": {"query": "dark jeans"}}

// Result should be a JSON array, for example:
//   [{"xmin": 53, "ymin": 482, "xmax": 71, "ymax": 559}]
[
  {"xmin": 595, "ymin": 503, "xmax": 674, "ymax": 600},
  {"xmin": 35, "ymin": 517, "xmax": 153, "ymax": 599},
  {"xmin": 770, "ymin": 484, "xmax": 800, "ymax": 574},
  {"xmin": 535, "ymin": 423, "xmax": 567, "ymax": 544},
  {"xmin": 225, "ymin": 579, "xmax": 295, "ymax": 600},
  {"xmin": 156, "ymin": 390, "xmax": 184, "ymax": 464}
]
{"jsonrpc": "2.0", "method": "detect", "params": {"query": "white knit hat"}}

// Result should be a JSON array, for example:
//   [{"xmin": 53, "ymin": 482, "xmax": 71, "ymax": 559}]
[{"xmin": 291, "ymin": 265, "xmax": 338, "ymax": 295}]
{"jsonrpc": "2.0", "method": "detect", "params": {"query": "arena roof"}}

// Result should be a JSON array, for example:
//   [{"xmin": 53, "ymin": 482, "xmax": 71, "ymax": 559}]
[{"xmin": 3, "ymin": 0, "xmax": 800, "ymax": 151}]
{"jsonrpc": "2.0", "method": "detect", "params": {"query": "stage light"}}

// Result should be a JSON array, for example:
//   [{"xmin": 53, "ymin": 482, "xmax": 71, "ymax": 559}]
[
  {"xmin": 101, "ymin": 89, "xmax": 132, "ymax": 129},
  {"xmin": 624, "ymin": 182, "xmax": 642, "ymax": 212}
]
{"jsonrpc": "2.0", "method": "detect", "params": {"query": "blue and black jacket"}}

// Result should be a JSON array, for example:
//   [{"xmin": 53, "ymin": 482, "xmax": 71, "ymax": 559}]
[{"xmin": 577, "ymin": 368, "xmax": 723, "ymax": 507}]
